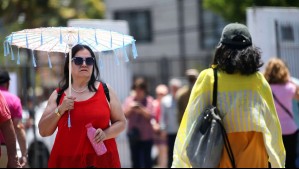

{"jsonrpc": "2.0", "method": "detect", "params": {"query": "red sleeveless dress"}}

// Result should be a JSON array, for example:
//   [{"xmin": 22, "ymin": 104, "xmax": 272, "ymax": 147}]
[{"xmin": 48, "ymin": 84, "xmax": 121, "ymax": 168}]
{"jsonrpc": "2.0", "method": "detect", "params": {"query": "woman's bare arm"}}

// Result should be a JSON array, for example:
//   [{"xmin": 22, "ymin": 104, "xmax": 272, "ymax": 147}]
[
  {"xmin": 95, "ymin": 85, "xmax": 127, "ymax": 143},
  {"xmin": 38, "ymin": 90, "xmax": 75, "ymax": 137}
]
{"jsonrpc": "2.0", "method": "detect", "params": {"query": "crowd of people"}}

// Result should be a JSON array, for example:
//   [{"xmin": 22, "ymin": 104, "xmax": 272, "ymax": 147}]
[
  {"xmin": 123, "ymin": 23, "xmax": 299, "ymax": 168},
  {"xmin": 0, "ymin": 23, "xmax": 298, "ymax": 168}
]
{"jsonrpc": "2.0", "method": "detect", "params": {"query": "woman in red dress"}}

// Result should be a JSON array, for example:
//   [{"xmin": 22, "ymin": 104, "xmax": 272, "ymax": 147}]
[{"xmin": 38, "ymin": 44, "xmax": 126, "ymax": 168}]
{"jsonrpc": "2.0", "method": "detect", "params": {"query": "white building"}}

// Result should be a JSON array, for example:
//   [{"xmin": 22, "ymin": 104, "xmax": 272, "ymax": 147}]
[
  {"xmin": 247, "ymin": 7, "xmax": 299, "ymax": 78},
  {"xmin": 104, "ymin": 0, "xmax": 226, "ymax": 93}
]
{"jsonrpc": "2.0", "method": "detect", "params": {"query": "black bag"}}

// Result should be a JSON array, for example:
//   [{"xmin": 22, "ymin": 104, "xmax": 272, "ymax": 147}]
[{"xmin": 186, "ymin": 68, "xmax": 235, "ymax": 168}]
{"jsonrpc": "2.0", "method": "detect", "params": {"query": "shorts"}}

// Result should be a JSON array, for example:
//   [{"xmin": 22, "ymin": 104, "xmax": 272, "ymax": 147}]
[{"xmin": 0, "ymin": 145, "xmax": 8, "ymax": 168}]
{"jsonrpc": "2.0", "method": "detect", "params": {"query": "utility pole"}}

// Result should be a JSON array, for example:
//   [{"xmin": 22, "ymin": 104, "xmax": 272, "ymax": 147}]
[
  {"xmin": 198, "ymin": 0, "xmax": 204, "ymax": 49},
  {"xmin": 177, "ymin": 0, "xmax": 187, "ymax": 77}
]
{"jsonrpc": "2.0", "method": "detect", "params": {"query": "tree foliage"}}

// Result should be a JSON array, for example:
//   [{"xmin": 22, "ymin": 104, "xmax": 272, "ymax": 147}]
[
  {"xmin": 0, "ymin": 0, "xmax": 105, "ymax": 29},
  {"xmin": 204, "ymin": 0, "xmax": 299, "ymax": 23}
]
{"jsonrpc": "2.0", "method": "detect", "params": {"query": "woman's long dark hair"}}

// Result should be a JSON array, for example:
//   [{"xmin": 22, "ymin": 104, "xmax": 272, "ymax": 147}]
[
  {"xmin": 212, "ymin": 44, "xmax": 263, "ymax": 75},
  {"xmin": 57, "ymin": 44, "xmax": 100, "ymax": 100}
]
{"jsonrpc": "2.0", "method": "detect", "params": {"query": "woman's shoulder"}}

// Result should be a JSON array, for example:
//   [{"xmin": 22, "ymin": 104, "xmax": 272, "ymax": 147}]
[
  {"xmin": 196, "ymin": 68, "xmax": 214, "ymax": 82},
  {"xmin": 251, "ymin": 72, "xmax": 272, "ymax": 89},
  {"xmin": 200, "ymin": 68, "xmax": 213, "ymax": 76},
  {"xmin": 271, "ymin": 81, "xmax": 297, "ymax": 93}
]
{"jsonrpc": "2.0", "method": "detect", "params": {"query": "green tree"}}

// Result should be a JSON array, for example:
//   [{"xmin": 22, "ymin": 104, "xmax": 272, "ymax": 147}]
[
  {"xmin": 204, "ymin": 0, "xmax": 299, "ymax": 23},
  {"xmin": 0, "ymin": 0, "xmax": 105, "ymax": 29}
]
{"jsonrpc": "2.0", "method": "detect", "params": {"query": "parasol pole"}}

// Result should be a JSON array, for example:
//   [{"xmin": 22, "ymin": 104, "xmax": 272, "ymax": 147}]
[
  {"xmin": 68, "ymin": 44, "xmax": 72, "ymax": 128},
  {"xmin": 68, "ymin": 45, "xmax": 72, "ymax": 96}
]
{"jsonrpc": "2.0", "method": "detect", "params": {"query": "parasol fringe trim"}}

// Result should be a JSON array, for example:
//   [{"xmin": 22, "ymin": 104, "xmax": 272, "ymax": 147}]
[
  {"xmin": 68, "ymin": 112, "xmax": 71, "ymax": 128},
  {"xmin": 3, "ymin": 42, "xmax": 7, "ymax": 57},
  {"xmin": 94, "ymin": 29, "xmax": 99, "ymax": 45},
  {"xmin": 60, "ymin": 27, "xmax": 63, "ymax": 44},
  {"xmin": 10, "ymin": 46, "xmax": 15, "ymax": 61},
  {"xmin": 40, "ymin": 31, "xmax": 43, "ymax": 46},
  {"xmin": 132, "ymin": 41, "xmax": 138, "ymax": 59},
  {"xmin": 17, "ymin": 48, "xmax": 20, "ymax": 65},
  {"xmin": 31, "ymin": 50, "xmax": 37, "ymax": 67},
  {"xmin": 26, "ymin": 33, "xmax": 29, "ymax": 48},
  {"xmin": 48, "ymin": 53, "xmax": 53, "ymax": 69},
  {"xmin": 113, "ymin": 50, "xmax": 120, "ymax": 66},
  {"xmin": 6, "ymin": 42, "xmax": 10, "ymax": 56},
  {"xmin": 123, "ymin": 35, "xmax": 129, "ymax": 62},
  {"xmin": 123, "ymin": 47, "xmax": 129, "ymax": 62}
]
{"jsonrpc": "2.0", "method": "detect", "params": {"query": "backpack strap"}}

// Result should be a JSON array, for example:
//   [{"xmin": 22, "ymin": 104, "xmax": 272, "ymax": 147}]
[
  {"xmin": 212, "ymin": 68, "xmax": 218, "ymax": 107},
  {"xmin": 102, "ymin": 82, "xmax": 110, "ymax": 103},
  {"xmin": 212, "ymin": 68, "xmax": 236, "ymax": 168},
  {"xmin": 56, "ymin": 88, "xmax": 64, "ymax": 106}
]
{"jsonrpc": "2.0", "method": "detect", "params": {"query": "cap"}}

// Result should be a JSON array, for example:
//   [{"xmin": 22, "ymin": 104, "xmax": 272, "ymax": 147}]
[
  {"xmin": 0, "ymin": 70, "xmax": 10, "ymax": 84},
  {"xmin": 169, "ymin": 78, "xmax": 182, "ymax": 88},
  {"xmin": 155, "ymin": 84, "xmax": 169, "ymax": 95},
  {"xmin": 220, "ymin": 23, "xmax": 252, "ymax": 48},
  {"xmin": 185, "ymin": 69, "xmax": 199, "ymax": 77}
]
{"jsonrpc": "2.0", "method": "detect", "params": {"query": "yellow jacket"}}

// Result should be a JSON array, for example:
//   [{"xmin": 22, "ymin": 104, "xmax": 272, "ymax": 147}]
[{"xmin": 172, "ymin": 68, "xmax": 285, "ymax": 168}]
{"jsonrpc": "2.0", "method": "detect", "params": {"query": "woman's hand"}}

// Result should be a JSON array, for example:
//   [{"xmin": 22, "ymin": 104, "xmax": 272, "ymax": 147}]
[
  {"xmin": 19, "ymin": 156, "xmax": 27, "ymax": 168},
  {"xmin": 94, "ymin": 128, "xmax": 106, "ymax": 143},
  {"xmin": 58, "ymin": 96, "xmax": 76, "ymax": 115}
]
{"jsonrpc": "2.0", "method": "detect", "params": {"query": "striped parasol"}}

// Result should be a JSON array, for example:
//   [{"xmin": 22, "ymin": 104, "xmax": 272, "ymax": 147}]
[{"xmin": 3, "ymin": 26, "xmax": 138, "ymax": 127}]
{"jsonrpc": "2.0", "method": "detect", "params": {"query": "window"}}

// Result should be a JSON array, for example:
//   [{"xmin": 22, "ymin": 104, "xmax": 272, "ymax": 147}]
[
  {"xmin": 280, "ymin": 24, "xmax": 294, "ymax": 42},
  {"xmin": 114, "ymin": 10, "xmax": 152, "ymax": 43}
]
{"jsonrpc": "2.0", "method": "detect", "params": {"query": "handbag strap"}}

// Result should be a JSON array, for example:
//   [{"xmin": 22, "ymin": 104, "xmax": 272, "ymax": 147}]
[
  {"xmin": 102, "ymin": 82, "xmax": 110, "ymax": 103},
  {"xmin": 212, "ymin": 68, "xmax": 218, "ymax": 107},
  {"xmin": 272, "ymin": 93, "xmax": 293, "ymax": 119},
  {"xmin": 213, "ymin": 68, "xmax": 236, "ymax": 168}
]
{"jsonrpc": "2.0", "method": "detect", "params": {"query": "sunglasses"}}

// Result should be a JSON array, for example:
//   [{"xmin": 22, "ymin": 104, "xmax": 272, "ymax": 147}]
[{"xmin": 72, "ymin": 57, "xmax": 95, "ymax": 66}]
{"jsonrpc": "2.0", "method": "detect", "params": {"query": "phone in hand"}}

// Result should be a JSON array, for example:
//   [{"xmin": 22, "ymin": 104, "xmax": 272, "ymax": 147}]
[{"xmin": 132, "ymin": 102, "xmax": 141, "ymax": 108}]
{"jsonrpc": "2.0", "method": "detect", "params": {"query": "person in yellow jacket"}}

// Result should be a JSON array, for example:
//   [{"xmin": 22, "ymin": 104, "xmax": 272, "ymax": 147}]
[{"xmin": 172, "ymin": 23, "xmax": 285, "ymax": 168}]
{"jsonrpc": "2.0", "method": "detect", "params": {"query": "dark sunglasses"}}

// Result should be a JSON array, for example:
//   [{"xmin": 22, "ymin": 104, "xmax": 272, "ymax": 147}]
[{"xmin": 72, "ymin": 57, "xmax": 95, "ymax": 66}]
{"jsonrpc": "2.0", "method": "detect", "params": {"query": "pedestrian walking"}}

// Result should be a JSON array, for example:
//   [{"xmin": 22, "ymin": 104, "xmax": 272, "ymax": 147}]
[
  {"xmin": 0, "ymin": 91, "xmax": 21, "ymax": 168},
  {"xmin": 172, "ymin": 23, "xmax": 285, "ymax": 168},
  {"xmin": 264, "ymin": 58, "xmax": 299, "ymax": 168},
  {"xmin": 176, "ymin": 69, "xmax": 198, "ymax": 124},
  {"xmin": 123, "ymin": 77, "xmax": 155, "ymax": 168},
  {"xmin": 0, "ymin": 69, "xmax": 27, "ymax": 167},
  {"xmin": 38, "ymin": 44, "xmax": 126, "ymax": 168}
]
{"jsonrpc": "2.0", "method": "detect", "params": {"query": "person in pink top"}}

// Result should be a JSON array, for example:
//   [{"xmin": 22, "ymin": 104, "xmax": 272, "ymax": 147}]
[
  {"xmin": 0, "ymin": 91, "xmax": 20, "ymax": 168},
  {"xmin": 264, "ymin": 58, "xmax": 299, "ymax": 168},
  {"xmin": 0, "ymin": 69, "xmax": 27, "ymax": 167},
  {"xmin": 123, "ymin": 77, "xmax": 155, "ymax": 168}
]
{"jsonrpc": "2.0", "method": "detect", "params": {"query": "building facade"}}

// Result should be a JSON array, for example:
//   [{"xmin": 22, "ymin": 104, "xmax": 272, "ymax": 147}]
[
  {"xmin": 247, "ymin": 7, "xmax": 299, "ymax": 79},
  {"xmin": 104, "ymin": 0, "xmax": 225, "ymax": 94}
]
